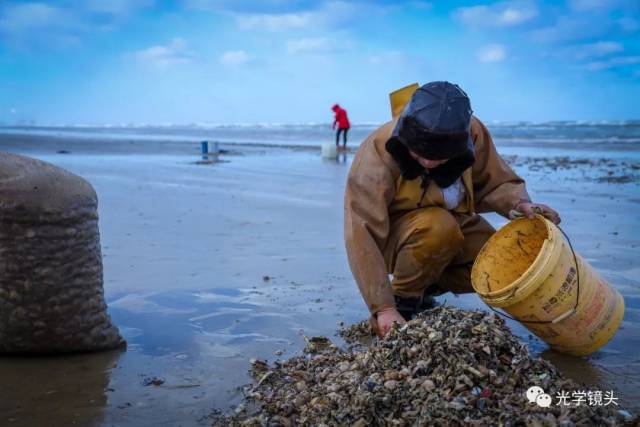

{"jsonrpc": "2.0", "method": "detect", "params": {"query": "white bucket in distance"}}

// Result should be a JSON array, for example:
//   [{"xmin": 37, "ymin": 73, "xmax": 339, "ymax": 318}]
[{"xmin": 321, "ymin": 143, "xmax": 338, "ymax": 159}]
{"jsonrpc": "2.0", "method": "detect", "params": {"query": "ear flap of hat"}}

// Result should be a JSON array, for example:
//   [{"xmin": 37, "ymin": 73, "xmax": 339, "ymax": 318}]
[{"xmin": 385, "ymin": 136, "xmax": 425, "ymax": 180}]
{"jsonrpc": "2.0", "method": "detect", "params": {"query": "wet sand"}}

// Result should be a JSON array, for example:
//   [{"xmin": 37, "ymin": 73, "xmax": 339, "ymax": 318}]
[{"xmin": 0, "ymin": 134, "xmax": 639, "ymax": 425}]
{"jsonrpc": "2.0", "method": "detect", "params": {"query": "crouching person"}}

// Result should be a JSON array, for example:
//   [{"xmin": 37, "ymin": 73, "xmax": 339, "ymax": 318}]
[{"xmin": 344, "ymin": 81, "xmax": 560, "ymax": 337}]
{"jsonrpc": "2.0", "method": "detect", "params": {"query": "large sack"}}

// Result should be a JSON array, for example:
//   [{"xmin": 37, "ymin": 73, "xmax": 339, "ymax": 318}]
[{"xmin": 0, "ymin": 152, "xmax": 125, "ymax": 353}]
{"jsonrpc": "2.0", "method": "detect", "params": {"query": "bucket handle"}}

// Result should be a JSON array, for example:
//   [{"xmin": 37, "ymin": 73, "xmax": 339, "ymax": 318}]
[{"xmin": 486, "ymin": 219, "xmax": 581, "ymax": 326}]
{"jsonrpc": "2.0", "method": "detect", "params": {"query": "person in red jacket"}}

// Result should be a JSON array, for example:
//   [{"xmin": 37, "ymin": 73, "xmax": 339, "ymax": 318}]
[{"xmin": 332, "ymin": 104, "xmax": 351, "ymax": 150}]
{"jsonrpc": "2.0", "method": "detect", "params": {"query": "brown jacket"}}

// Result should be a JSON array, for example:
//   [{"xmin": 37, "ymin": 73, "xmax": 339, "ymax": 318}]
[{"xmin": 344, "ymin": 116, "xmax": 530, "ymax": 315}]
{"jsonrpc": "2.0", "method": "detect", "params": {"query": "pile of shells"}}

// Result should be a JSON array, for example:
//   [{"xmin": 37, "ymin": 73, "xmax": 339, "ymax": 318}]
[{"xmin": 214, "ymin": 306, "xmax": 636, "ymax": 426}]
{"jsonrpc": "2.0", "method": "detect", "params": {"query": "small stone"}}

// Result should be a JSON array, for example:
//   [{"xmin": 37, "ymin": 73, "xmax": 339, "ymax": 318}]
[
  {"xmin": 326, "ymin": 383, "xmax": 340, "ymax": 393},
  {"xmin": 422, "ymin": 379, "xmax": 436, "ymax": 391},
  {"xmin": 618, "ymin": 409, "xmax": 632, "ymax": 418},
  {"xmin": 327, "ymin": 392, "xmax": 341, "ymax": 402},
  {"xmin": 352, "ymin": 419, "xmax": 367, "ymax": 427},
  {"xmin": 384, "ymin": 370, "xmax": 399, "ymax": 380},
  {"xmin": 448, "ymin": 400, "xmax": 465, "ymax": 410},
  {"xmin": 384, "ymin": 380, "xmax": 398, "ymax": 390},
  {"xmin": 477, "ymin": 398, "xmax": 487, "ymax": 410},
  {"xmin": 337, "ymin": 361, "xmax": 350, "ymax": 372}
]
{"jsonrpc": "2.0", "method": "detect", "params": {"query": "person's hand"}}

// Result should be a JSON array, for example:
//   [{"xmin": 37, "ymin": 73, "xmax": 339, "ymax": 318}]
[
  {"xmin": 515, "ymin": 201, "xmax": 561, "ymax": 225},
  {"xmin": 374, "ymin": 307, "xmax": 407, "ymax": 337}
]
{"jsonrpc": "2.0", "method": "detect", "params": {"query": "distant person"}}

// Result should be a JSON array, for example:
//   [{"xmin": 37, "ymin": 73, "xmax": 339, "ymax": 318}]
[
  {"xmin": 332, "ymin": 104, "xmax": 351, "ymax": 150},
  {"xmin": 344, "ymin": 81, "xmax": 560, "ymax": 337}
]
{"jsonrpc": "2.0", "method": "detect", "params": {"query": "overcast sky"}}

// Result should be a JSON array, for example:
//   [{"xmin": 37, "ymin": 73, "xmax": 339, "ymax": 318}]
[{"xmin": 1, "ymin": 0, "xmax": 639, "ymax": 125}]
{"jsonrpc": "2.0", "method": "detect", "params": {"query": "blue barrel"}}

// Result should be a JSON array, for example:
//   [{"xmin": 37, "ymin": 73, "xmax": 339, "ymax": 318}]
[{"xmin": 201, "ymin": 141, "xmax": 208, "ymax": 154}]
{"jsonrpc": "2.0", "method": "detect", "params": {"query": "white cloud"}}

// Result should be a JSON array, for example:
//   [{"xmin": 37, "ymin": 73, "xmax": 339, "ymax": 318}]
[
  {"xmin": 368, "ymin": 51, "xmax": 407, "ymax": 65},
  {"xmin": 0, "ymin": 3, "xmax": 69, "ymax": 31},
  {"xmin": 285, "ymin": 37, "xmax": 352, "ymax": 55},
  {"xmin": 584, "ymin": 61, "xmax": 607, "ymax": 71},
  {"xmin": 569, "ymin": 0, "xmax": 608, "ymax": 11},
  {"xmin": 408, "ymin": 1, "xmax": 432, "ymax": 9},
  {"xmin": 234, "ymin": 1, "xmax": 364, "ymax": 32},
  {"xmin": 530, "ymin": 16, "xmax": 604, "ymax": 44},
  {"xmin": 315, "ymin": 1, "xmax": 364, "ymax": 27},
  {"xmin": 568, "ymin": 0, "xmax": 631, "ymax": 12},
  {"xmin": 134, "ymin": 38, "xmax": 194, "ymax": 66},
  {"xmin": 287, "ymin": 37, "xmax": 330, "ymax": 54},
  {"xmin": 220, "ymin": 50, "xmax": 250, "ymax": 66},
  {"xmin": 183, "ymin": 0, "xmax": 315, "ymax": 14},
  {"xmin": 584, "ymin": 55, "xmax": 640, "ymax": 71},
  {"xmin": 454, "ymin": 0, "xmax": 538, "ymax": 27},
  {"xmin": 0, "ymin": 3, "xmax": 83, "ymax": 47},
  {"xmin": 477, "ymin": 44, "xmax": 507, "ymax": 63},
  {"xmin": 530, "ymin": 2, "xmax": 638, "ymax": 44},
  {"xmin": 576, "ymin": 41, "xmax": 624, "ymax": 59},
  {"xmin": 237, "ymin": 12, "xmax": 312, "ymax": 31},
  {"xmin": 81, "ymin": 0, "xmax": 154, "ymax": 16},
  {"xmin": 0, "ymin": 1, "xmax": 155, "ymax": 50}
]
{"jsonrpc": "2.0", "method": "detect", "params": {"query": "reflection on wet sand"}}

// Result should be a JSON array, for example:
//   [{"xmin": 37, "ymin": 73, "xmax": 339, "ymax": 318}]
[
  {"xmin": 541, "ymin": 348, "xmax": 640, "ymax": 412},
  {"xmin": 0, "ymin": 350, "xmax": 123, "ymax": 426}
]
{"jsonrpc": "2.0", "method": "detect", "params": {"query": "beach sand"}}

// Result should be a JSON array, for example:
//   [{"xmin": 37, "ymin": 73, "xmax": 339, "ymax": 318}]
[{"xmin": 0, "ymin": 134, "xmax": 639, "ymax": 426}]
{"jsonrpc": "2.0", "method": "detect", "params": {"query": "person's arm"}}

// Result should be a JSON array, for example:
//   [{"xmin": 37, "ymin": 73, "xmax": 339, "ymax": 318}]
[
  {"xmin": 333, "ymin": 114, "xmax": 338, "ymax": 130},
  {"xmin": 471, "ymin": 117, "xmax": 560, "ymax": 223},
  {"xmin": 344, "ymin": 135, "xmax": 402, "ymax": 334}
]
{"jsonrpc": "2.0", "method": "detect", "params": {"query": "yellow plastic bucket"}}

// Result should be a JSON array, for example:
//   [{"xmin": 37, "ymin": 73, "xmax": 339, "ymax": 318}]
[{"xmin": 471, "ymin": 215, "xmax": 625, "ymax": 356}]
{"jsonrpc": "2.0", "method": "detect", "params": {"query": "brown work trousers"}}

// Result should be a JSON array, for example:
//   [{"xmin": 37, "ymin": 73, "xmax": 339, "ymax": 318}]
[{"xmin": 383, "ymin": 208, "xmax": 495, "ymax": 298}]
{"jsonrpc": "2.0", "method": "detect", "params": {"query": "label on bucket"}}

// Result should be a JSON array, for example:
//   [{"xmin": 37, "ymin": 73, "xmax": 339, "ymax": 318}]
[
  {"xmin": 589, "ymin": 296, "xmax": 617, "ymax": 341},
  {"xmin": 575, "ymin": 279, "xmax": 608, "ymax": 332},
  {"xmin": 542, "ymin": 266, "xmax": 577, "ymax": 314}
]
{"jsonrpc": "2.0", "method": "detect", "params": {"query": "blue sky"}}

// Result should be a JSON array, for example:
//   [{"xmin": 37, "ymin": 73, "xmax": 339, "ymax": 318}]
[{"xmin": 0, "ymin": 0, "xmax": 639, "ymax": 125}]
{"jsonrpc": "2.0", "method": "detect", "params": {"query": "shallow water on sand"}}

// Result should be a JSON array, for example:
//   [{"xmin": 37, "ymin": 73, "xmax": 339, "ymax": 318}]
[{"xmin": 0, "ymin": 135, "xmax": 639, "ymax": 425}]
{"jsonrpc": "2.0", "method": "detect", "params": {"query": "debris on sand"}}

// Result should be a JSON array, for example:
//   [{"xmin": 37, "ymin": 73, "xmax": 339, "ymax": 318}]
[
  {"xmin": 503, "ymin": 155, "xmax": 640, "ymax": 184},
  {"xmin": 597, "ymin": 175, "xmax": 636, "ymax": 184},
  {"xmin": 141, "ymin": 376, "xmax": 165, "ymax": 386},
  {"xmin": 338, "ymin": 319, "xmax": 374, "ymax": 346},
  {"xmin": 303, "ymin": 336, "xmax": 337, "ymax": 354},
  {"xmin": 213, "ymin": 306, "xmax": 636, "ymax": 426}
]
